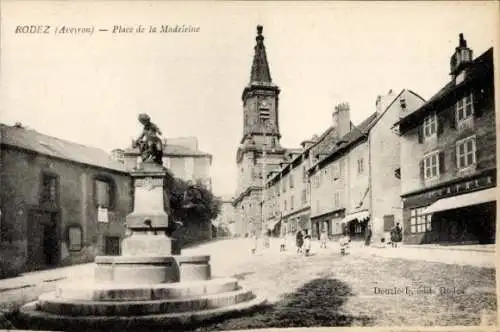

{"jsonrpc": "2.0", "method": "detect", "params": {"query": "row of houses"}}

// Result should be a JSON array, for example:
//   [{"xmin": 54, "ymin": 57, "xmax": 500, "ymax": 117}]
[
  {"xmin": 234, "ymin": 27, "xmax": 496, "ymax": 246},
  {"xmin": 0, "ymin": 125, "xmax": 213, "ymax": 274}
]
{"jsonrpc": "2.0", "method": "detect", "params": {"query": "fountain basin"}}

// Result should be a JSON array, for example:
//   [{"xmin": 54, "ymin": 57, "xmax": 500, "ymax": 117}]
[{"xmin": 95, "ymin": 255, "xmax": 211, "ymax": 284}]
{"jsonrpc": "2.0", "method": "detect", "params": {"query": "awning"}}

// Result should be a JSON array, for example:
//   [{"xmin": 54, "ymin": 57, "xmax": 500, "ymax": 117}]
[
  {"xmin": 340, "ymin": 210, "xmax": 370, "ymax": 224},
  {"xmin": 423, "ymin": 188, "xmax": 497, "ymax": 214},
  {"xmin": 267, "ymin": 219, "xmax": 281, "ymax": 230}
]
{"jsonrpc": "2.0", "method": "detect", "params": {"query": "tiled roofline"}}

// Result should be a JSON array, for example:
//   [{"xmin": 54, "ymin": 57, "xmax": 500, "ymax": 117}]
[{"xmin": 1, "ymin": 142, "xmax": 129, "ymax": 175}]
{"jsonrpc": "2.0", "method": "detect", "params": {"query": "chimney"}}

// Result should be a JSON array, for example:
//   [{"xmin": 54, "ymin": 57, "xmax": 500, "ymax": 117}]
[
  {"xmin": 333, "ymin": 103, "xmax": 350, "ymax": 138},
  {"xmin": 376, "ymin": 90, "xmax": 397, "ymax": 113},
  {"xmin": 450, "ymin": 33, "xmax": 473, "ymax": 78}
]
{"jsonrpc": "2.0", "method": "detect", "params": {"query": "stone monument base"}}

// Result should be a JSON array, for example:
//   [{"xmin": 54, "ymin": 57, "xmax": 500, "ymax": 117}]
[{"xmin": 121, "ymin": 233, "xmax": 176, "ymax": 256}]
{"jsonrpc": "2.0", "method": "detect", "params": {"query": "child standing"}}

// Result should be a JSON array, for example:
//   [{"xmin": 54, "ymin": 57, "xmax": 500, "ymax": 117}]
[
  {"xmin": 280, "ymin": 233, "xmax": 286, "ymax": 252},
  {"xmin": 339, "ymin": 231, "xmax": 350, "ymax": 256},
  {"xmin": 320, "ymin": 229, "xmax": 328, "ymax": 248},
  {"xmin": 303, "ymin": 229, "xmax": 312, "ymax": 256}
]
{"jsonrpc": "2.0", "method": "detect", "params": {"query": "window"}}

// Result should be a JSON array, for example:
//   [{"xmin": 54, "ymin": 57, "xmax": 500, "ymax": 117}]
[
  {"xmin": 456, "ymin": 94, "xmax": 474, "ymax": 121},
  {"xmin": 456, "ymin": 136, "xmax": 476, "ymax": 169},
  {"xmin": 284, "ymin": 200, "xmax": 287, "ymax": 211},
  {"xmin": 67, "ymin": 225, "xmax": 82, "ymax": 251},
  {"xmin": 423, "ymin": 152, "xmax": 440, "ymax": 179},
  {"xmin": 289, "ymin": 174, "xmax": 294, "ymax": 188},
  {"xmin": 334, "ymin": 192, "xmax": 340, "ymax": 207},
  {"xmin": 423, "ymin": 114, "xmax": 437, "ymax": 137},
  {"xmin": 40, "ymin": 173, "xmax": 58, "ymax": 204},
  {"xmin": 282, "ymin": 177, "xmax": 287, "ymax": 193},
  {"xmin": 357, "ymin": 158, "xmax": 364, "ymax": 174},
  {"xmin": 290, "ymin": 196, "xmax": 294, "ymax": 210},
  {"xmin": 410, "ymin": 207, "xmax": 432, "ymax": 233},
  {"xmin": 94, "ymin": 176, "xmax": 115, "ymax": 210},
  {"xmin": 301, "ymin": 189, "xmax": 307, "ymax": 204},
  {"xmin": 302, "ymin": 166, "xmax": 307, "ymax": 182}
]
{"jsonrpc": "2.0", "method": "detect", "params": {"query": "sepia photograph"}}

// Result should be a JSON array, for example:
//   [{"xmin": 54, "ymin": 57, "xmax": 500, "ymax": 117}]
[{"xmin": 0, "ymin": 1, "xmax": 498, "ymax": 331}]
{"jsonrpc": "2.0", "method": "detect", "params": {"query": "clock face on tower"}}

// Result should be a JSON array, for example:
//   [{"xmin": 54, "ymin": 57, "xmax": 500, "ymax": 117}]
[{"xmin": 259, "ymin": 100, "xmax": 269, "ymax": 109}]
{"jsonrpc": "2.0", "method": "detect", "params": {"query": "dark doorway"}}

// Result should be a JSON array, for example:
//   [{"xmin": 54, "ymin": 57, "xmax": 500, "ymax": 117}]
[
  {"xmin": 27, "ymin": 210, "xmax": 59, "ymax": 271},
  {"xmin": 104, "ymin": 236, "xmax": 121, "ymax": 256},
  {"xmin": 433, "ymin": 202, "xmax": 496, "ymax": 245}
]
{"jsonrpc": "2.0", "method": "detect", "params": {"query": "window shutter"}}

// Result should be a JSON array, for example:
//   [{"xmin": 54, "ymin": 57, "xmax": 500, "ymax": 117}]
[
  {"xmin": 419, "ymin": 160, "xmax": 425, "ymax": 179},
  {"xmin": 417, "ymin": 125, "xmax": 424, "ymax": 143},
  {"xmin": 108, "ymin": 181, "xmax": 115, "ymax": 210},
  {"xmin": 475, "ymin": 140, "xmax": 482, "ymax": 169},
  {"xmin": 437, "ymin": 114, "xmax": 444, "ymax": 136},
  {"xmin": 438, "ymin": 151, "xmax": 445, "ymax": 174},
  {"xmin": 447, "ymin": 106, "xmax": 456, "ymax": 129},
  {"xmin": 473, "ymin": 87, "xmax": 486, "ymax": 117},
  {"xmin": 450, "ymin": 146, "xmax": 457, "ymax": 170}
]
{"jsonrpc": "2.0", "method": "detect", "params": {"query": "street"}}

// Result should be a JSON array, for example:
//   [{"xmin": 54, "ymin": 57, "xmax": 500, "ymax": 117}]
[{"xmin": 0, "ymin": 238, "xmax": 497, "ymax": 330}]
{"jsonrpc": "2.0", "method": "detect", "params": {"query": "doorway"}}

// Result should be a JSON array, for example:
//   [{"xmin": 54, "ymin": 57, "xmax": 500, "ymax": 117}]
[{"xmin": 27, "ymin": 210, "xmax": 59, "ymax": 271}]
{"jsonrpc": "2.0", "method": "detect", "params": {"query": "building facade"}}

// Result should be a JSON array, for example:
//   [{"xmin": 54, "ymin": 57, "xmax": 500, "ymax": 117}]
[
  {"xmin": 163, "ymin": 137, "xmax": 212, "ymax": 190},
  {"xmin": 308, "ymin": 89, "xmax": 425, "ymax": 242},
  {"xmin": 0, "ymin": 124, "xmax": 132, "ymax": 274},
  {"xmin": 397, "ymin": 35, "xmax": 496, "ymax": 245}
]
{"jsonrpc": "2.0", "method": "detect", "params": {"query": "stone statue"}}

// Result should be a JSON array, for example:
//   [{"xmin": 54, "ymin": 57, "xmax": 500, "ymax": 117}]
[{"xmin": 133, "ymin": 113, "xmax": 164, "ymax": 165}]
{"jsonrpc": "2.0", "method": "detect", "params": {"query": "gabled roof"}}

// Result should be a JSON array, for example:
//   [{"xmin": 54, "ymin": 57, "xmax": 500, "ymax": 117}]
[
  {"xmin": 397, "ymin": 47, "xmax": 494, "ymax": 132},
  {"xmin": 1, "ymin": 124, "xmax": 128, "ymax": 173}
]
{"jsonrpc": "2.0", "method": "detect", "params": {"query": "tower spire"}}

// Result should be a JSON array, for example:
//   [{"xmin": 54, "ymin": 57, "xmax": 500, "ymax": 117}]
[{"xmin": 250, "ymin": 25, "xmax": 272, "ymax": 83}]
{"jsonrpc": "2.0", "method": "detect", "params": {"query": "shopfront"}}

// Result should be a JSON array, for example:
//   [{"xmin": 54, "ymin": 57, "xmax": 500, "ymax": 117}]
[
  {"xmin": 402, "ymin": 174, "xmax": 496, "ymax": 245},
  {"xmin": 311, "ymin": 209, "xmax": 345, "ymax": 240},
  {"xmin": 339, "ymin": 210, "xmax": 370, "ymax": 241}
]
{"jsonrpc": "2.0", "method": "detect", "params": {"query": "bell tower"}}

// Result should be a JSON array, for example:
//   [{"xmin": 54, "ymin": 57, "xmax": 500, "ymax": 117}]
[
  {"xmin": 233, "ymin": 25, "xmax": 286, "ymax": 237},
  {"xmin": 240, "ymin": 25, "xmax": 281, "ymax": 148}
]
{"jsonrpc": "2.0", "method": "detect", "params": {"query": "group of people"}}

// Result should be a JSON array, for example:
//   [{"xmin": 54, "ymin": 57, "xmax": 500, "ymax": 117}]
[{"xmin": 250, "ymin": 221, "xmax": 404, "ymax": 255}]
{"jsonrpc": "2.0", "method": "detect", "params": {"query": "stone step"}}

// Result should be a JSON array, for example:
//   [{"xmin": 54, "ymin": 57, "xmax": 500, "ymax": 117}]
[
  {"xmin": 19, "ymin": 294, "xmax": 266, "ymax": 330},
  {"xmin": 55, "ymin": 277, "xmax": 239, "ymax": 301},
  {"xmin": 37, "ymin": 288, "xmax": 255, "ymax": 316}
]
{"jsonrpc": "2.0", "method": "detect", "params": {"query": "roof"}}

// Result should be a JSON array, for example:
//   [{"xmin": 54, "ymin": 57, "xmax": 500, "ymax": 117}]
[
  {"xmin": 311, "ymin": 111, "xmax": 379, "ymax": 172},
  {"xmin": 398, "ymin": 47, "xmax": 494, "ymax": 132},
  {"xmin": 164, "ymin": 144, "xmax": 211, "ymax": 158},
  {"xmin": 1, "ymin": 124, "xmax": 128, "ymax": 173}
]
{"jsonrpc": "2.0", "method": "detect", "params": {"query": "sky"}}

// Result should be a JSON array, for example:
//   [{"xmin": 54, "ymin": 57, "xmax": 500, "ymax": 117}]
[{"xmin": 0, "ymin": 1, "xmax": 498, "ymax": 197}]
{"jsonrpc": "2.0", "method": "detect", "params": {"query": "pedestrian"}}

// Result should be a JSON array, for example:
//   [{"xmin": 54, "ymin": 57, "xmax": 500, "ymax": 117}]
[
  {"xmin": 296, "ymin": 230, "xmax": 304, "ymax": 254},
  {"xmin": 320, "ymin": 229, "xmax": 328, "ymax": 248},
  {"xmin": 280, "ymin": 232, "xmax": 286, "ymax": 252},
  {"xmin": 265, "ymin": 229, "xmax": 271, "ymax": 249},
  {"xmin": 251, "ymin": 232, "xmax": 258, "ymax": 254},
  {"xmin": 339, "ymin": 228, "xmax": 350, "ymax": 255},
  {"xmin": 390, "ymin": 222, "xmax": 403, "ymax": 248},
  {"xmin": 364, "ymin": 223, "xmax": 373, "ymax": 246},
  {"xmin": 304, "ymin": 229, "xmax": 312, "ymax": 256}
]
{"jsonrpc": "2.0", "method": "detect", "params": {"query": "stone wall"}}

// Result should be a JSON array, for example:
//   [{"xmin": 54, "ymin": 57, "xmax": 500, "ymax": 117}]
[{"xmin": 0, "ymin": 147, "xmax": 131, "ymax": 275}]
